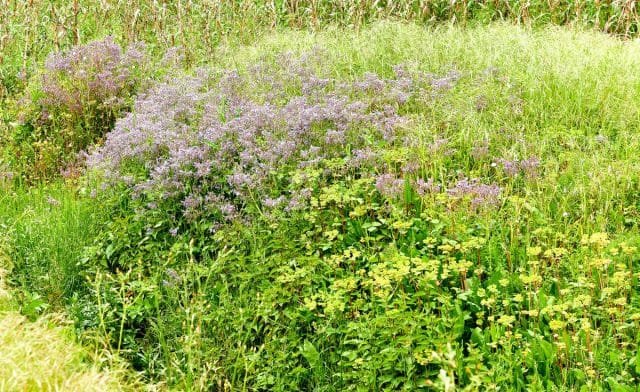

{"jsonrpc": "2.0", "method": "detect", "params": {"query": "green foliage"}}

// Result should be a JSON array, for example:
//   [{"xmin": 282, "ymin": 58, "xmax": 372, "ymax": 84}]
[
  {"xmin": 4, "ymin": 22, "xmax": 640, "ymax": 391},
  {"xmin": 83, "ymin": 176, "xmax": 640, "ymax": 390},
  {"xmin": 72, "ymin": 24, "xmax": 640, "ymax": 388},
  {"xmin": 0, "ymin": 38, "xmax": 150, "ymax": 181},
  {"xmin": 0, "ymin": 310, "xmax": 140, "ymax": 391},
  {"xmin": 0, "ymin": 182, "xmax": 104, "ymax": 310},
  {"xmin": 2, "ymin": 0, "xmax": 640, "ymax": 97}
]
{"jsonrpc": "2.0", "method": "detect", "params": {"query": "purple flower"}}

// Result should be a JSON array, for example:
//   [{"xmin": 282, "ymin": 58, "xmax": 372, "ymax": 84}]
[
  {"xmin": 392, "ymin": 64, "xmax": 410, "ymax": 79},
  {"xmin": 263, "ymin": 196, "xmax": 287, "ymax": 208},
  {"xmin": 475, "ymin": 95, "xmax": 489, "ymax": 111},
  {"xmin": 162, "ymin": 268, "xmax": 182, "ymax": 288},
  {"xmin": 227, "ymin": 172, "xmax": 253, "ymax": 189},
  {"xmin": 429, "ymin": 138, "xmax": 449, "ymax": 153},
  {"xmin": 520, "ymin": 156, "xmax": 540, "ymax": 178},
  {"xmin": 350, "ymin": 148, "xmax": 378, "ymax": 168},
  {"xmin": 162, "ymin": 46, "xmax": 185, "ymax": 67},
  {"xmin": 219, "ymin": 203, "xmax": 237, "ymax": 220},
  {"xmin": 401, "ymin": 161, "xmax": 420, "ymax": 175},
  {"xmin": 414, "ymin": 178, "xmax": 441, "ymax": 196},
  {"xmin": 46, "ymin": 196, "xmax": 61, "ymax": 207},
  {"xmin": 375, "ymin": 174, "xmax": 405, "ymax": 198},
  {"xmin": 471, "ymin": 142, "xmax": 489, "ymax": 159},
  {"xmin": 447, "ymin": 178, "xmax": 501, "ymax": 208},
  {"xmin": 85, "ymin": 50, "xmax": 463, "ymax": 225},
  {"xmin": 496, "ymin": 156, "xmax": 540, "ymax": 177},
  {"xmin": 497, "ymin": 158, "xmax": 520, "ymax": 177},
  {"xmin": 285, "ymin": 195, "xmax": 306, "ymax": 212},
  {"xmin": 430, "ymin": 70, "xmax": 462, "ymax": 91},
  {"xmin": 354, "ymin": 72, "xmax": 386, "ymax": 93},
  {"xmin": 182, "ymin": 195, "xmax": 201, "ymax": 209},
  {"xmin": 325, "ymin": 129, "xmax": 345, "ymax": 145}
]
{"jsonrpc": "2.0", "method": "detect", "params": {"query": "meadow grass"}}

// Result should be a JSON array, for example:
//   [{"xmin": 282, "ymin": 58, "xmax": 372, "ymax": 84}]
[
  {"xmin": 0, "ymin": 311, "xmax": 140, "ymax": 391},
  {"xmin": 0, "ymin": 241, "xmax": 139, "ymax": 391},
  {"xmin": 2, "ymin": 0, "xmax": 640, "ymax": 98},
  {"xmin": 0, "ymin": 181, "xmax": 103, "ymax": 312},
  {"xmin": 2, "ymin": 21, "xmax": 640, "ymax": 390},
  {"xmin": 217, "ymin": 22, "xmax": 640, "ymax": 238}
]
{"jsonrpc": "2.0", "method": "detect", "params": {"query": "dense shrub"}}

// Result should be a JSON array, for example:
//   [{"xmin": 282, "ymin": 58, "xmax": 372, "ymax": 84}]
[
  {"xmin": 86, "ymin": 51, "xmax": 505, "ymax": 236},
  {"xmin": 3, "ymin": 37, "xmax": 148, "ymax": 181},
  {"xmin": 6, "ymin": 23, "xmax": 640, "ymax": 390},
  {"xmin": 78, "ymin": 50, "xmax": 526, "ymax": 389}
]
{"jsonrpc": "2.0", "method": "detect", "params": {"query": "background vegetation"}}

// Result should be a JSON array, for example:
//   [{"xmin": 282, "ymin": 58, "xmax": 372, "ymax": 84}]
[
  {"xmin": 0, "ymin": 237, "xmax": 139, "ymax": 391},
  {"xmin": 2, "ymin": 2, "xmax": 640, "ymax": 391},
  {"xmin": 3, "ymin": 0, "xmax": 640, "ymax": 98}
]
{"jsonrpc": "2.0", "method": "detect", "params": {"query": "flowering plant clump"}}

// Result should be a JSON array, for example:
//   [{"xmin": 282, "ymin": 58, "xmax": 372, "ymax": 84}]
[
  {"xmin": 495, "ymin": 156, "xmax": 540, "ymax": 178},
  {"xmin": 9, "ymin": 23, "xmax": 640, "ymax": 391},
  {"xmin": 61, "ymin": 25, "xmax": 640, "ymax": 390},
  {"xmin": 87, "ymin": 51, "xmax": 477, "ymax": 233},
  {"xmin": 6, "ymin": 37, "xmax": 149, "ymax": 180},
  {"xmin": 41, "ymin": 37, "xmax": 146, "ymax": 121}
]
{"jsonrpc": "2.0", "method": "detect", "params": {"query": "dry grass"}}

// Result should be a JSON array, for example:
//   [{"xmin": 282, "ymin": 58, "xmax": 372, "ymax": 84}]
[
  {"xmin": 0, "ymin": 244, "xmax": 139, "ymax": 392},
  {"xmin": 0, "ymin": 313, "xmax": 135, "ymax": 392}
]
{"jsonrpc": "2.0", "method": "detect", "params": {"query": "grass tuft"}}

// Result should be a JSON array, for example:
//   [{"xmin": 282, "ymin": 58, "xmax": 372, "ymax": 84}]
[{"xmin": 0, "ymin": 311, "xmax": 137, "ymax": 392}]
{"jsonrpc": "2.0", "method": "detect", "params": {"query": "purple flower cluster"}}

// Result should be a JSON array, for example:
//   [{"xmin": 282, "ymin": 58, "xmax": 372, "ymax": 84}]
[
  {"xmin": 375, "ymin": 174, "xmax": 405, "ymax": 198},
  {"xmin": 495, "ymin": 156, "xmax": 540, "ymax": 178},
  {"xmin": 447, "ymin": 178, "xmax": 501, "ymax": 208},
  {"xmin": 430, "ymin": 70, "xmax": 462, "ymax": 91},
  {"xmin": 162, "ymin": 268, "xmax": 182, "ymax": 288},
  {"xmin": 372, "ymin": 173, "xmax": 498, "ymax": 209},
  {"xmin": 41, "ymin": 36, "xmax": 146, "ymax": 118},
  {"xmin": 87, "ymin": 52, "xmax": 454, "ymax": 223},
  {"xmin": 414, "ymin": 178, "xmax": 441, "ymax": 196},
  {"xmin": 428, "ymin": 137, "xmax": 456, "ymax": 156}
]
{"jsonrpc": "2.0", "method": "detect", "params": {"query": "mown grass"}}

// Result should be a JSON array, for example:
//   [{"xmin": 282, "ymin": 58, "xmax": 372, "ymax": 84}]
[
  {"xmin": 3, "ymin": 21, "xmax": 640, "ymax": 390},
  {"xmin": 0, "ymin": 311, "xmax": 140, "ymax": 391}
]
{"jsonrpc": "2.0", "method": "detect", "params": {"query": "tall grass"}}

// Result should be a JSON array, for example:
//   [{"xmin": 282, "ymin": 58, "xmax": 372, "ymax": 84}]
[
  {"xmin": 0, "ymin": 182, "xmax": 102, "ymax": 311},
  {"xmin": 72, "ymin": 23, "xmax": 640, "ymax": 389},
  {"xmin": 2, "ymin": 0, "xmax": 640, "ymax": 97},
  {"xmin": 0, "ymin": 311, "xmax": 139, "ymax": 391},
  {"xmin": 0, "ymin": 228, "xmax": 139, "ymax": 391}
]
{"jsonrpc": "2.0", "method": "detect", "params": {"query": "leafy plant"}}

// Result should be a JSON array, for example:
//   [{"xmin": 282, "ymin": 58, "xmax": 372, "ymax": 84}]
[{"xmin": 3, "ymin": 37, "xmax": 149, "ymax": 181}]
